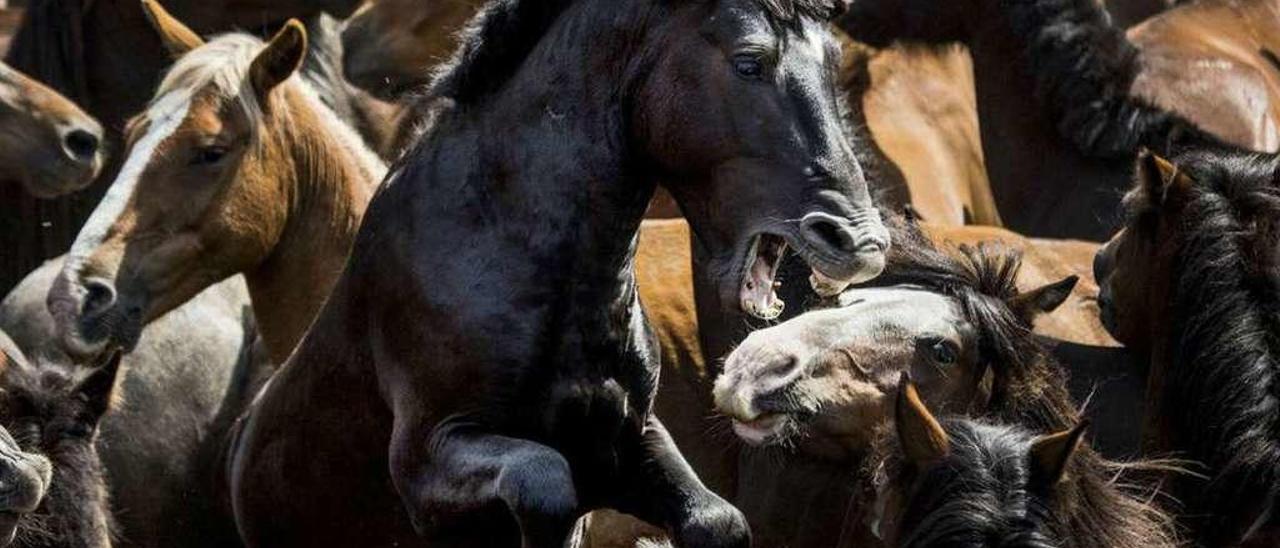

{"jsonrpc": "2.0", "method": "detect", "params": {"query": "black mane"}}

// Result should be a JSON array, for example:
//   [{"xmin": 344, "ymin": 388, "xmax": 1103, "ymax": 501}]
[
  {"xmin": 429, "ymin": 0, "xmax": 843, "ymax": 103},
  {"xmin": 864, "ymin": 217, "xmax": 1177, "ymax": 548},
  {"xmin": 1131, "ymin": 148, "xmax": 1280, "ymax": 542},
  {"xmin": 881, "ymin": 418, "xmax": 1058, "ymax": 548},
  {"xmin": 1001, "ymin": 0, "xmax": 1222, "ymax": 157}
]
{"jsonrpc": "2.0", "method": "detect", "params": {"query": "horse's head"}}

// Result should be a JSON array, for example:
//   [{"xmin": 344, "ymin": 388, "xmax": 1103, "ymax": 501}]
[
  {"xmin": 340, "ymin": 0, "xmax": 484, "ymax": 99},
  {"xmin": 875, "ymin": 377, "xmax": 1085, "ymax": 548},
  {"xmin": 713, "ymin": 226, "xmax": 1075, "ymax": 459},
  {"xmin": 637, "ymin": 0, "xmax": 890, "ymax": 321},
  {"xmin": 0, "ymin": 62, "xmax": 103, "ymax": 199},
  {"xmin": 836, "ymin": 0, "xmax": 970, "ymax": 48},
  {"xmin": 47, "ymin": 1, "xmax": 310, "ymax": 358},
  {"xmin": 0, "ymin": 350, "xmax": 120, "ymax": 548}
]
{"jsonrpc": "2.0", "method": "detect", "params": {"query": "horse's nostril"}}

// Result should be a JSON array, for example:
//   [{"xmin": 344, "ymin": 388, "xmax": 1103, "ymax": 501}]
[
  {"xmin": 81, "ymin": 279, "xmax": 117, "ymax": 318},
  {"xmin": 63, "ymin": 129, "xmax": 100, "ymax": 160},
  {"xmin": 763, "ymin": 354, "xmax": 801, "ymax": 381},
  {"xmin": 804, "ymin": 217, "xmax": 856, "ymax": 254}
]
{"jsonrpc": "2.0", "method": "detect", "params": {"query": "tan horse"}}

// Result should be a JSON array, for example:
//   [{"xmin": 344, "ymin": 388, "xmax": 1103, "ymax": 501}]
[
  {"xmin": 0, "ymin": 60, "xmax": 102, "ymax": 199},
  {"xmin": 46, "ymin": 1, "xmax": 386, "ymax": 365}
]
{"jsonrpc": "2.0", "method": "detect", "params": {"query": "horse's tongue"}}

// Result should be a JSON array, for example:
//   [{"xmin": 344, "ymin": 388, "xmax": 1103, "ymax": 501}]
[{"xmin": 810, "ymin": 268, "xmax": 854, "ymax": 298}]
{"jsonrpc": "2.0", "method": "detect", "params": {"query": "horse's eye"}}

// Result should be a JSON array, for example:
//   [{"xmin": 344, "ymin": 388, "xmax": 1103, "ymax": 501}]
[
  {"xmin": 931, "ymin": 340, "xmax": 959, "ymax": 365},
  {"xmin": 192, "ymin": 145, "xmax": 229, "ymax": 166},
  {"xmin": 732, "ymin": 54, "xmax": 764, "ymax": 80}
]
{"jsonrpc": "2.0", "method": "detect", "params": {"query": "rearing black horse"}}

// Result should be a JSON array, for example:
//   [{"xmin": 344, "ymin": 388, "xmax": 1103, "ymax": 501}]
[{"xmin": 228, "ymin": 0, "xmax": 889, "ymax": 545}]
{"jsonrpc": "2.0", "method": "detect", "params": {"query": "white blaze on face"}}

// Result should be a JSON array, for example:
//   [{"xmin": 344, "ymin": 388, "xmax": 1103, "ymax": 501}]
[{"xmin": 66, "ymin": 91, "xmax": 193, "ymax": 267}]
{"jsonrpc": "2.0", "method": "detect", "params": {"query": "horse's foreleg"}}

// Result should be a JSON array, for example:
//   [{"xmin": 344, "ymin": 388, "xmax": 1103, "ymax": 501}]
[
  {"xmin": 391, "ymin": 419, "xmax": 581, "ymax": 548},
  {"xmin": 612, "ymin": 415, "xmax": 750, "ymax": 548}
]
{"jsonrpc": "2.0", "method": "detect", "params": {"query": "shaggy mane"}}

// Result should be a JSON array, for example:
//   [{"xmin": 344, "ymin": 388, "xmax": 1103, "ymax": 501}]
[
  {"xmin": 861, "ymin": 216, "xmax": 1178, "ymax": 548},
  {"xmin": 1125, "ymin": 147, "xmax": 1280, "ymax": 543}
]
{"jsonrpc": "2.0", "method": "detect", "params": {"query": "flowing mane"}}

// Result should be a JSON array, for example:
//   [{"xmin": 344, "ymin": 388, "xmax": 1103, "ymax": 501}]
[
  {"xmin": 1130, "ymin": 147, "xmax": 1280, "ymax": 537},
  {"xmin": 429, "ymin": 0, "xmax": 844, "ymax": 103},
  {"xmin": 1000, "ymin": 0, "xmax": 1220, "ymax": 157},
  {"xmin": 864, "ymin": 218, "xmax": 1177, "ymax": 548}
]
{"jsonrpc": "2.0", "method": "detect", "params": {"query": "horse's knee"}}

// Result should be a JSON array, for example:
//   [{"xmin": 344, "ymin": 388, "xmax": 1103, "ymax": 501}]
[
  {"xmin": 672, "ymin": 498, "xmax": 750, "ymax": 548},
  {"xmin": 496, "ymin": 449, "xmax": 578, "ymax": 525}
]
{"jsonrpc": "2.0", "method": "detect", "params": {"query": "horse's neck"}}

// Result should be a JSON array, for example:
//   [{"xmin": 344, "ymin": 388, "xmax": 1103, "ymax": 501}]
[
  {"xmin": 966, "ymin": 17, "xmax": 1131, "ymax": 240},
  {"xmin": 44, "ymin": 449, "xmax": 112, "ymax": 548},
  {"xmin": 247, "ymin": 87, "xmax": 386, "ymax": 363}
]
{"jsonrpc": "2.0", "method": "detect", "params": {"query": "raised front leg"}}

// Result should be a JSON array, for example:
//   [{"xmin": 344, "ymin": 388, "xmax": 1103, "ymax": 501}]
[
  {"xmin": 613, "ymin": 416, "xmax": 750, "ymax": 548},
  {"xmin": 391, "ymin": 419, "xmax": 581, "ymax": 548}
]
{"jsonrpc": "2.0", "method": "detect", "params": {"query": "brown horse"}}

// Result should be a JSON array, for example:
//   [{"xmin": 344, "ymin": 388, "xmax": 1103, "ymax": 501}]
[
  {"xmin": 1095, "ymin": 149, "xmax": 1280, "ymax": 546},
  {"xmin": 0, "ymin": 61, "xmax": 102, "ymax": 200},
  {"xmin": 712, "ymin": 220, "xmax": 1175, "ymax": 546},
  {"xmin": 841, "ymin": 0, "xmax": 1280, "ymax": 240},
  {"xmin": 341, "ymin": 0, "xmax": 485, "ymax": 100},
  {"xmin": 47, "ymin": 1, "xmax": 387, "ymax": 365},
  {"xmin": 0, "ymin": 0, "xmax": 374, "ymax": 296}
]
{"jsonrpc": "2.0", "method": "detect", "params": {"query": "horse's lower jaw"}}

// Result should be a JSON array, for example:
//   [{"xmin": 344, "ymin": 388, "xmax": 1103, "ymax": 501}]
[
  {"xmin": 731, "ymin": 413, "xmax": 787, "ymax": 446},
  {"xmin": 739, "ymin": 234, "xmax": 788, "ymax": 320}
]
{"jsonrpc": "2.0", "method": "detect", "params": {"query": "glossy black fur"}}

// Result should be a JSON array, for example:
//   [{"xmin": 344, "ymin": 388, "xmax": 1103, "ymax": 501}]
[{"xmin": 228, "ymin": 0, "xmax": 886, "ymax": 545}]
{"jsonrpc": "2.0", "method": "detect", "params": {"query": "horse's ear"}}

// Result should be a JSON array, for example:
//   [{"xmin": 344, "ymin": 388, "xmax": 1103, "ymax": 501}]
[
  {"xmin": 895, "ymin": 373, "xmax": 950, "ymax": 467},
  {"xmin": 1029, "ymin": 420, "xmax": 1089, "ymax": 486},
  {"xmin": 141, "ymin": 0, "xmax": 204, "ymax": 57},
  {"xmin": 1009, "ymin": 275, "xmax": 1078, "ymax": 321},
  {"xmin": 250, "ymin": 20, "xmax": 308, "ymax": 100},
  {"xmin": 1137, "ymin": 149, "xmax": 1193, "ymax": 205},
  {"xmin": 78, "ymin": 349, "xmax": 125, "ymax": 425}
]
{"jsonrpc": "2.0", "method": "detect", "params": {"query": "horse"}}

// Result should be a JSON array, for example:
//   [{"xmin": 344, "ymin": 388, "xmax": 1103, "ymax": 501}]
[
  {"xmin": 0, "ymin": 0, "xmax": 378, "ymax": 297},
  {"xmin": 639, "ymin": 217, "xmax": 1119, "ymax": 546},
  {"xmin": 2, "ymin": 259, "xmax": 263, "ymax": 548},
  {"xmin": 340, "ymin": 0, "xmax": 485, "ymax": 100},
  {"xmin": 839, "ymin": 0, "xmax": 1280, "ymax": 240},
  {"xmin": 47, "ymin": 1, "xmax": 387, "ymax": 365},
  {"xmin": 1095, "ymin": 149, "xmax": 1280, "ymax": 546},
  {"xmin": 875, "ymin": 376, "xmax": 1174, "ymax": 548},
  {"xmin": 709, "ymin": 218, "xmax": 1166, "ymax": 545},
  {"xmin": 0, "ymin": 337, "xmax": 51, "ymax": 548},
  {"xmin": 227, "ymin": 0, "xmax": 891, "ymax": 543},
  {"xmin": 0, "ymin": 61, "xmax": 102, "ymax": 200}
]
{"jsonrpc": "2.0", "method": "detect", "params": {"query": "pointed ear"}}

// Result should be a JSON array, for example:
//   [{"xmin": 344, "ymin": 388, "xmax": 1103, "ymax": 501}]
[
  {"xmin": 1029, "ymin": 420, "xmax": 1089, "ymax": 486},
  {"xmin": 250, "ymin": 20, "xmax": 308, "ymax": 100},
  {"xmin": 1136, "ymin": 149, "xmax": 1193, "ymax": 205},
  {"xmin": 1009, "ymin": 275, "xmax": 1078, "ymax": 321},
  {"xmin": 79, "ymin": 350, "xmax": 124, "ymax": 425},
  {"xmin": 141, "ymin": 0, "xmax": 204, "ymax": 57},
  {"xmin": 895, "ymin": 373, "xmax": 950, "ymax": 467}
]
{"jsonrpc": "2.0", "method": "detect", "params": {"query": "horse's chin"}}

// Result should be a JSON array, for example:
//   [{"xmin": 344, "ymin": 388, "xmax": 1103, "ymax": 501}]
[{"xmin": 60, "ymin": 310, "xmax": 141, "ymax": 362}]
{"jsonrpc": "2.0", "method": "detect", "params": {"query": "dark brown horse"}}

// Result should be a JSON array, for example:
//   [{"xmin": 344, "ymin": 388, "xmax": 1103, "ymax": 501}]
[
  {"xmin": 875, "ymin": 377, "xmax": 1174, "ymax": 548},
  {"xmin": 1095, "ymin": 149, "xmax": 1280, "ymax": 546},
  {"xmin": 227, "ymin": 0, "xmax": 888, "ymax": 546},
  {"xmin": 840, "ymin": 0, "xmax": 1280, "ymax": 240},
  {"xmin": 0, "ymin": 0, "xmax": 371, "ymax": 296}
]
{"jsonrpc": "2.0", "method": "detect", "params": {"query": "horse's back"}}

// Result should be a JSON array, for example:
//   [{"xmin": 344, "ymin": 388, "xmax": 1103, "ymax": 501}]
[
  {"xmin": 856, "ymin": 43, "xmax": 997, "ymax": 226},
  {"xmin": 1129, "ymin": 0, "xmax": 1280, "ymax": 151},
  {"xmin": 0, "ymin": 259, "xmax": 253, "ymax": 548}
]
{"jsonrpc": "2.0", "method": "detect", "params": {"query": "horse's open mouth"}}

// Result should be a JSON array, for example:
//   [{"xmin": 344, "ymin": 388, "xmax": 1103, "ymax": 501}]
[
  {"xmin": 731, "ymin": 413, "xmax": 789, "ymax": 446},
  {"xmin": 740, "ymin": 234, "xmax": 788, "ymax": 320}
]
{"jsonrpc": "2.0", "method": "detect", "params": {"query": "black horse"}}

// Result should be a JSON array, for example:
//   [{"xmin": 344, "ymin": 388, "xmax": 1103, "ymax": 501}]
[{"xmin": 227, "ymin": 0, "xmax": 890, "ymax": 545}]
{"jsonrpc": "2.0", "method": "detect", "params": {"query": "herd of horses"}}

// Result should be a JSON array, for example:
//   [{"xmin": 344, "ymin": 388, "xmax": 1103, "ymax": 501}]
[{"xmin": 0, "ymin": 0, "xmax": 1278, "ymax": 546}]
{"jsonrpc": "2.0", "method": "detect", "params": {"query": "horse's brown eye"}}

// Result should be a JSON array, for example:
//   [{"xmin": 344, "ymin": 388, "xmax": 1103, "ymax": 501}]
[
  {"xmin": 192, "ymin": 145, "xmax": 229, "ymax": 166},
  {"xmin": 732, "ymin": 54, "xmax": 764, "ymax": 80},
  {"xmin": 931, "ymin": 340, "xmax": 958, "ymax": 365}
]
